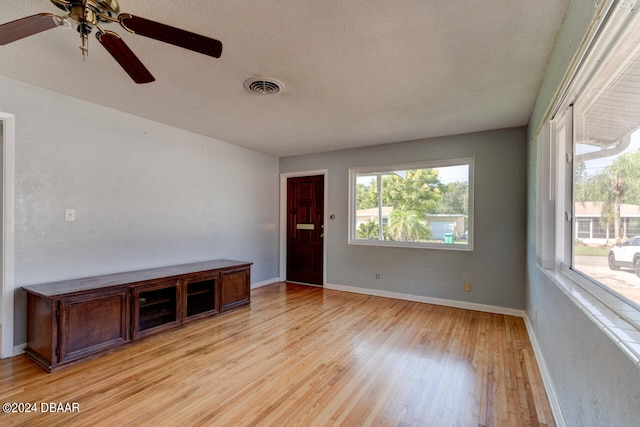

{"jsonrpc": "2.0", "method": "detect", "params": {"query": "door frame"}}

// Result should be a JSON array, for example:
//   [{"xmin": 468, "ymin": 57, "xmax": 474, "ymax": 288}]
[
  {"xmin": 279, "ymin": 169, "xmax": 328, "ymax": 285},
  {"xmin": 0, "ymin": 112, "xmax": 16, "ymax": 358}
]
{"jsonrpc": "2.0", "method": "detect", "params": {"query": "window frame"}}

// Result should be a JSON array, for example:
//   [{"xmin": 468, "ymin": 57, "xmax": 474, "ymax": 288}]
[{"xmin": 348, "ymin": 157, "xmax": 474, "ymax": 251}]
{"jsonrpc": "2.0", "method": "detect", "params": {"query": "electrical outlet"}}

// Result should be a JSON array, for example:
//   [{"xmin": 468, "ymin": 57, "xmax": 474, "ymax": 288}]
[
  {"xmin": 65, "ymin": 209, "xmax": 76, "ymax": 222},
  {"xmin": 464, "ymin": 282, "xmax": 471, "ymax": 292},
  {"xmin": 375, "ymin": 273, "xmax": 381, "ymax": 280}
]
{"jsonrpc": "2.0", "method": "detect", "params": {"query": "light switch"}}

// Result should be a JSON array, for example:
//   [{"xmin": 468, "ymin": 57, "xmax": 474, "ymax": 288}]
[{"xmin": 65, "ymin": 209, "xmax": 76, "ymax": 222}]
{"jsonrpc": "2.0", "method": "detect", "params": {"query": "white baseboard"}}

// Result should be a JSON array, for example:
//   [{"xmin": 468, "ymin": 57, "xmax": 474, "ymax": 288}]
[
  {"xmin": 523, "ymin": 315, "xmax": 566, "ymax": 427},
  {"xmin": 325, "ymin": 282, "xmax": 526, "ymax": 317},
  {"xmin": 251, "ymin": 278, "xmax": 279, "ymax": 290},
  {"xmin": 13, "ymin": 343, "xmax": 26, "ymax": 356}
]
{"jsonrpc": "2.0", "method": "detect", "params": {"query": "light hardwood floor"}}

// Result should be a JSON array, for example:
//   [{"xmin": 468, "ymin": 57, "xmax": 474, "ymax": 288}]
[{"xmin": 0, "ymin": 282, "xmax": 554, "ymax": 426}]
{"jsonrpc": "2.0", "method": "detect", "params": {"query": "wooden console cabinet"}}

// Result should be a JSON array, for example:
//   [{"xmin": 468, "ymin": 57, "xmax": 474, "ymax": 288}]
[{"xmin": 23, "ymin": 260, "xmax": 252, "ymax": 372}]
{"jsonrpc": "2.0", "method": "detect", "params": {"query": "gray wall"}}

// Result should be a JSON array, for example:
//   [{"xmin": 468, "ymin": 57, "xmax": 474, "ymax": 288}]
[
  {"xmin": 527, "ymin": 0, "xmax": 640, "ymax": 425},
  {"xmin": 281, "ymin": 127, "xmax": 527, "ymax": 309},
  {"xmin": 0, "ymin": 76, "xmax": 280, "ymax": 346}
]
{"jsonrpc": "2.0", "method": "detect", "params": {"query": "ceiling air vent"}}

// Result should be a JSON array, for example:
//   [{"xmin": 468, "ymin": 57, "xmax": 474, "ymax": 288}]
[{"xmin": 243, "ymin": 77, "xmax": 284, "ymax": 95}]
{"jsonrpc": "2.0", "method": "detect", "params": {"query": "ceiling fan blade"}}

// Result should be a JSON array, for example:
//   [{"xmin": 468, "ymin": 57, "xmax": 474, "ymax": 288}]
[
  {"xmin": 119, "ymin": 14, "xmax": 222, "ymax": 58},
  {"xmin": 0, "ymin": 13, "xmax": 57, "ymax": 45},
  {"xmin": 96, "ymin": 30, "xmax": 155, "ymax": 84}
]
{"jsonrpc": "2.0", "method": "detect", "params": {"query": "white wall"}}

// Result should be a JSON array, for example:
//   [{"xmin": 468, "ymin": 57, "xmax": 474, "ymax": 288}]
[
  {"xmin": 527, "ymin": 0, "xmax": 640, "ymax": 425},
  {"xmin": 0, "ymin": 76, "xmax": 280, "ymax": 346},
  {"xmin": 280, "ymin": 127, "xmax": 527, "ymax": 310}
]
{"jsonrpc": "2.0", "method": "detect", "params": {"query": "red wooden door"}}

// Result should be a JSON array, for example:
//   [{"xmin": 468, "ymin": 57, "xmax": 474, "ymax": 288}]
[{"xmin": 287, "ymin": 175, "xmax": 324, "ymax": 285}]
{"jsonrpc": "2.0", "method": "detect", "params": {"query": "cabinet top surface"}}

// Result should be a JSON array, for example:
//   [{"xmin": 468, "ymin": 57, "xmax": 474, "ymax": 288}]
[{"xmin": 22, "ymin": 259, "xmax": 252, "ymax": 298}]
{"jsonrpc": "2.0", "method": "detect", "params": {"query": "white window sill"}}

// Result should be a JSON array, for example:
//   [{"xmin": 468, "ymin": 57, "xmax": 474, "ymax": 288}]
[
  {"xmin": 348, "ymin": 239, "xmax": 473, "ymax": 251},
  {"xmin": 542, "ymin": 266, "xmax": 640, "ymax": 367}
]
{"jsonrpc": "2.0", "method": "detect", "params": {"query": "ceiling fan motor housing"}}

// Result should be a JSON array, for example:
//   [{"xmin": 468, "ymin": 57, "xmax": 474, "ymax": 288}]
[{"xmin": 50, "ymin": 0, "xmax": 121, "ymax": 24}]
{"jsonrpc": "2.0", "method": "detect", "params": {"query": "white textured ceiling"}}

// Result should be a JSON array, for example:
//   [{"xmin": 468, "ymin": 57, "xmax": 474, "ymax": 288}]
[{"xmin": 0, "ymin": 0, "xmax": 570, "ymax": 157}]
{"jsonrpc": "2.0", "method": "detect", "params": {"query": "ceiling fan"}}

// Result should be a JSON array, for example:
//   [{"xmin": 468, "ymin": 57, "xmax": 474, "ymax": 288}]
[{"xmin": 0, "ymin": 0, "xmax": 223, "ymax": 83}]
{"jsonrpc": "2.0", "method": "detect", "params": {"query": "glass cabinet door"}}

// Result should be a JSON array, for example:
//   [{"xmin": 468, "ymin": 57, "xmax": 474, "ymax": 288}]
[
  {"xmin": 133, "ymin": 280, "xmax": 179, "ymax": 338},
  {"xmin": 184, "ymin": 272, "xmax": 218, "ymax": 321}
]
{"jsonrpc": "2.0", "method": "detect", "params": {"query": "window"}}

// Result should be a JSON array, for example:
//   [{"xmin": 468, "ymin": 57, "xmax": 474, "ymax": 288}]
[
  {"xmin": 571, "ymin": 6, "xmax": 640, "ymax": 310},
  {"xmin": 349, "ymin": 158, "xmax": 473, "ymax": 250},
  {"xmin": 576, "ymin": 219, "xmax": 591, "ymax": 239},
  {"xmin": 542, "ymin": 2, "xmax": 640, "ymax": 315}
]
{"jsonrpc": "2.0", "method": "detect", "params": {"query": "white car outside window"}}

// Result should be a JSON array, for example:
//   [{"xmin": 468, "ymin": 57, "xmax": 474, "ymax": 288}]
[{"xmin": 608, "ymin": 237, "xmax": 640, "ymax": 276}]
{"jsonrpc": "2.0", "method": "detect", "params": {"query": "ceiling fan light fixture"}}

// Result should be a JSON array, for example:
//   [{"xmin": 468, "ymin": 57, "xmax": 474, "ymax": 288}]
[
  {"xmin": 243, "ymin": 77, "xmax": 284, "ymax": 95},
  {"xmin": 52, "ymin": 14, "xmax": 75, "ymax": 30}
]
